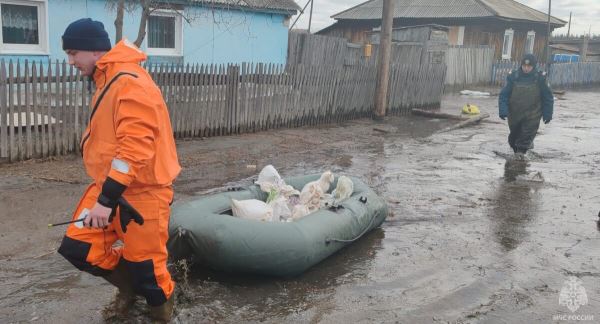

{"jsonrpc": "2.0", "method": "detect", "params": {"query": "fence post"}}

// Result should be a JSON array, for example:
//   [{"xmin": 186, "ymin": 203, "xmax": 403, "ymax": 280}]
[
  {"xmin": 226, "ymin": 65, "xmax": 240, "ymax": 135},
  {"xmin": 0, "ymin": 60, "xmax": 6, "ymax": 160},
  {"xmin": 374, "ymin": 0, "xmax": 395, "ymax": 118}
]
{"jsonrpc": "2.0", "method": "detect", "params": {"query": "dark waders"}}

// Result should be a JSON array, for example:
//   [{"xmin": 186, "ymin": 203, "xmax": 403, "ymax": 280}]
[{"xmin": 507, "ymin": 77, "xmax": 543, "ymax": 153}]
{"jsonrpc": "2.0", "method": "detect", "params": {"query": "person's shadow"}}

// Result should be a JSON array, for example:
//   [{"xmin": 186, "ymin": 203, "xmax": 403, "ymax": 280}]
[{"xmin": 489, "ymin": 159, "xmax": 540, "ymax": 252}]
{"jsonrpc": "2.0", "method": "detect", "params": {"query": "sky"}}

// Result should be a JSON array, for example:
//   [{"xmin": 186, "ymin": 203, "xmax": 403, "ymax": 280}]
[{"xmin": 290, "ymin": 0, "xmax": 600, "ymax": 36}]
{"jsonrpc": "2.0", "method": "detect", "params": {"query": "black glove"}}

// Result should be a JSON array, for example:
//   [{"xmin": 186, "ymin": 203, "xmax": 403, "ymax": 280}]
[
  {"xmin": 108, "ymin": 198, "xmax": 144, "ymax": 233},
  {"xmin": 543, "ymin": 119, "xmax": 551, "ymax": 124}
]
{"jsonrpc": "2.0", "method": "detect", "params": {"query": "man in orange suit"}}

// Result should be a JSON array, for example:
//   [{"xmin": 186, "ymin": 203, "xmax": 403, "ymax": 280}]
[{"xmin": 57, "ymin": 18, "xmax": 180, "ymax": 322}]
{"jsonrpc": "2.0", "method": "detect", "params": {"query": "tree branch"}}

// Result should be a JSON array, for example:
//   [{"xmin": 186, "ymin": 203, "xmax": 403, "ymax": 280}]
[
  {"xmin": 114, "ymin": 0, "xmax": 125, "ymax": 43},
  {"xmin": 134, "ymin": 0, "xmax": 151, "ymax": 47}
]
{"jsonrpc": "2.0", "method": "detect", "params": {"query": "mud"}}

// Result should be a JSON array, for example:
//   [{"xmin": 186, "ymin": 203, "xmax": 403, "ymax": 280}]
[{"xmin": 1, "ymin": 89, "xmax": 599, "ymax": 323}]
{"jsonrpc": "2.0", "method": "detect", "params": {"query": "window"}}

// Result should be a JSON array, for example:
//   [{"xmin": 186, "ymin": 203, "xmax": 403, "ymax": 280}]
[
  {"xmin": 525, "ymin": 30, "xmax": 535, "ymax": 54},
  {"xmin": 0, "ymin": 0, "xmax": 48, "ymax": 54},
  {"xmin": 502, "ymin": 29, "xmax": 514, "ymax": 60},
  {"xmin": 146, "ymin": 10, "xmax": 182, "ymax": 56}
]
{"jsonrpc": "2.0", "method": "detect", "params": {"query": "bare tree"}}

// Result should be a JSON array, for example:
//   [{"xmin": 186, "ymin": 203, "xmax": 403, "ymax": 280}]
[
  {"xmin": 134, "ymin": 0, "xmax": 151, "ymax": 47},
  {"xmin": 106, "ymin": 0, "xmax": 163, "ymax": 46},
  {"xmin": 114, "ymin": 0, "xmax": 125, "ymax": 42},
  {"xmin": 106, "ymin": 0, "xmax": 267, "ymax": 48}
]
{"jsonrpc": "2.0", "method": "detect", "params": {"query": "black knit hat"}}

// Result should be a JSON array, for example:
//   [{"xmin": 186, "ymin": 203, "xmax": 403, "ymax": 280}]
[
  {"xmin": 62, "ymin": 18, "xmax": 111, "ymax": 51},
  {"xmin": 521, "ymin": 54, "xmax": 537, "ymax": 67}
]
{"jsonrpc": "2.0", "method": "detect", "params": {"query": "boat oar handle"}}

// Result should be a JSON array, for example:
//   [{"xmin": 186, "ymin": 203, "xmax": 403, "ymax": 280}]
[{"xmin": 48, "ymin": 217, "xmax": 86, "ymax": 228}]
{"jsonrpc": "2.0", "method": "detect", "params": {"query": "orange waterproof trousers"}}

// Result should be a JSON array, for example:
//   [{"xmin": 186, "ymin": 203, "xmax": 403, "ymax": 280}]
[{"xmin": 58, "ymin": 184, "xmax": 174, "ymax": 306}]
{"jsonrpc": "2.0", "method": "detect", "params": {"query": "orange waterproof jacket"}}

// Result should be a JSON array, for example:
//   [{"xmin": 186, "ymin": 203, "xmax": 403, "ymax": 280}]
[{"xmin": 81, "ymin": 40, "xmax": 180, "ymax": 192}]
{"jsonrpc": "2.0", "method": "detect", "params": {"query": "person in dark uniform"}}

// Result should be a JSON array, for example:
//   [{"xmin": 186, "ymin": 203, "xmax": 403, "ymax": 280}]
[{"xmin": 498, "ymin": 54, "xmax": 554, "ymax": 159}]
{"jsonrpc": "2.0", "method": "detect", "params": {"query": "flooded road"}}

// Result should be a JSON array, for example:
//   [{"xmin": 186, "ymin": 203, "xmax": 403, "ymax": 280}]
[{"xmin": 1, "ymin": 89, "xmax": 599, "ymax": 323}]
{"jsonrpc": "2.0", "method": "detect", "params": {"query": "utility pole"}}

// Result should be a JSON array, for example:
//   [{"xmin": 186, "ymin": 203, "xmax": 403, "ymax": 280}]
[
  {"xmin": 567, "ymin": 12, "xmax": 572, "ymax": 38},
  {"xmin": 374, "ymin": 0, "xmax": 394, "ymax": 119},
  {"xmin": 308, "ymin": 0, "xmax": 314, "ymax": 33},
  {"xmin": 545, "ymin": 0, "xmax": 552, "ymax": 65}
]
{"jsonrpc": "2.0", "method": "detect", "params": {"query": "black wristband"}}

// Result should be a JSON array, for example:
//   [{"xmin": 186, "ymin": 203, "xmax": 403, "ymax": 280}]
[
  {"xmin": 97, "ymin": 193, "xmax": 118, "ymax": 209},
  {"xmin": 99, "ymin": 177, "xmax": 127, "ymax": 208}
]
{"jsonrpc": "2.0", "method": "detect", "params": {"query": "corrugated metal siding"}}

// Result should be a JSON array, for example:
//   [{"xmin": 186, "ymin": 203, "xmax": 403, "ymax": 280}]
[
  {"xmin": 395, "ymin": 5, "xmax": 491, "ymax": 19},
  {"xmin": 190, "ymin": 0, "xmax": 300, "ymax": 12},
  {"xmin": 333, "ymin": 0, "xmax": 564, "ymax": 26},
  {"xmin": 334, "ymin": 0, "xmax": 491, "ymax": 20},
  {"xmin": 478, "ymin": 0, "xmax": 565, "ymax": 25}
]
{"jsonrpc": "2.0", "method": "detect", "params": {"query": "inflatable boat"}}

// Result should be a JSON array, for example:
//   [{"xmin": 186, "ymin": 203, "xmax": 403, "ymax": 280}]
[{"xmin": 167, "ymin": 175, "xmax": 388, "ymax": 277}]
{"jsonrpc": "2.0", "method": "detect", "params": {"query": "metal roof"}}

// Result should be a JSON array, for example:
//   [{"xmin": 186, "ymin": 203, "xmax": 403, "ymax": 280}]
[
  {"xmin": 332, "ymin": 0, "xmax": 565, "ymax": 26},
  {"xmin": 478, "ymin": 0, "xmax": 565, "ymax": 25},
  {"xmin": 550, "ymin": 44, "xmax": 599, "ymax": 56},
  {"xmin": 190, "ymin": 0, "xmax": 300, "ymax": 13}
]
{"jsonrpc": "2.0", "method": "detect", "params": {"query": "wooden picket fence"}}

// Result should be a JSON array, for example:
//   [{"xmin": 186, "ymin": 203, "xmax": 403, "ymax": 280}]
[
  {"xmin": 288, "ymin": 31, "xmax": 366, "ymax": 66},
  {"xmin": 548, "ymin": 62, "xmax": 600, "ymax": 88},
  {"xmin": 491, "ymin": 60, "xmax": 600, "ymax": 87},
  {"xmin": 445, "ymin": 46, "xmax": 495, "ymax": 87},
  {"xmin": 491, "ymin": 61, "xmax": 550, "ymax": 86},
  {"xmin": 0, "ymin": 60, "xmax": 445, "ymax": 163},
  {"xmin": 287, "ymin": 31, "xmax": 424, "ymax": 67}
]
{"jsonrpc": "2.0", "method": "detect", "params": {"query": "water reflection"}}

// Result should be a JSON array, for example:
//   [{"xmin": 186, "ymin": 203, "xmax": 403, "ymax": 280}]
[
  {"xmin": 171, "ymin": 229, "xmax": 385, "ymax": 322},
  {"xmin": 488, "ymin": 159, "xmax": 540, "ymax": 252}
]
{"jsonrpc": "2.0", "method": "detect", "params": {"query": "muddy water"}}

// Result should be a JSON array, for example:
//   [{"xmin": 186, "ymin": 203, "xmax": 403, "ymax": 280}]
[{"xmin": 1, "ymin": 90, "xmax": 599, "ymax": 323}]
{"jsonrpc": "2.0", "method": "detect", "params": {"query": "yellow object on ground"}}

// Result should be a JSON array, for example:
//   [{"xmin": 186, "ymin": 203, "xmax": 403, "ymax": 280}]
[{"xmin": 462, "ymin": 104, "xmax": 480, "ymax": 115}]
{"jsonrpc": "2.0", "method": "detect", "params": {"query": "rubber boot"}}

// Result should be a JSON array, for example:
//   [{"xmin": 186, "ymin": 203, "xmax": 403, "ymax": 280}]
[
  {"xmin": 149, "ymin": 294, "xmax": 175, "ymax": 323},
  {"xmin": 102, "ymin": 260, "xmax": 136, "ymax": 315}
]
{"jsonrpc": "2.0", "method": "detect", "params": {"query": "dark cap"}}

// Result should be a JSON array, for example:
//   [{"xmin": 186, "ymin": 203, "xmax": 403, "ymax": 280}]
[
  {"xmin": 62, "ymin": 18, "xmax": 111, "ymax": 51},
  {"xmin": 521, "ymin": 54, "xmax": 537, "ymax": 67}
]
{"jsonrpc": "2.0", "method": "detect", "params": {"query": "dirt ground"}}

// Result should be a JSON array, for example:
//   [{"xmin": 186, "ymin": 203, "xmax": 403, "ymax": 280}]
[{"xmin": 1, "ymin": 89, "xmax": 599, "ymax": 323}]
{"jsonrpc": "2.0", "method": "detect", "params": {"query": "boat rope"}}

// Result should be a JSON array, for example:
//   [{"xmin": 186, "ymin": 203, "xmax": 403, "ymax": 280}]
[{"xmin": 325, "ymin": 196, "xmax": 377, "ymax": 244}]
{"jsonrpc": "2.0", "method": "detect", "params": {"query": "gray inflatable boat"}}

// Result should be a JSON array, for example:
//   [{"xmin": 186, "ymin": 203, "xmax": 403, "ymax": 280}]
[{"xmin": 167, "ymin": 175, "xmax": 388, "ymax": 277}]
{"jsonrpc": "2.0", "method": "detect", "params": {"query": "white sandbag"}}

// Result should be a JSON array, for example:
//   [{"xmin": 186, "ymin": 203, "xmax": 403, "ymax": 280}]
[
  {"xmin": 269, "ymin": 196, "xmax": 292, "ymax": 222},
  {"xmin": 255, "ymin": 165, "xmax": 282, "ymax": 192},
  {"xmin": 255, "ymin": 165, "xmax": 300, "ymax": 197},
  {"xmin": 231, "ymin": 199, "xmax": 273, "ymax": 222},
  {"xmin": 332, "ymin": 175, "xmax": 354, "ymax": 202},
  {"xmin": 300, "ymin": 171, "xmax": 334, "ymax": 211}
]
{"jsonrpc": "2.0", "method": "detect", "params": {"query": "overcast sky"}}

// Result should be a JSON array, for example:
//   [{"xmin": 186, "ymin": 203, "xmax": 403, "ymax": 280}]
[{"xmin": 290, "ymin": 0, "xmax": 600, "ymax": 36}]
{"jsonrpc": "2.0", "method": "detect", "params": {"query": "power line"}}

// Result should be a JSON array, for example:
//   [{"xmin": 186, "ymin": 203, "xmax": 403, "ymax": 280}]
[{"xmin": 290, "ymin": 0, "xmax": 313, "ymax": 30}]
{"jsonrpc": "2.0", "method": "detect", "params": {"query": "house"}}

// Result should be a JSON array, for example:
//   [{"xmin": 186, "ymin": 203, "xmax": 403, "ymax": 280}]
[
  {"xmin": 0, "ymin": 0, "xmax": 299, "ymax": 65},
  {"xmin": 551, "ymin": 37, "xmax": 600, "ymax": 62},
  {"xmin": 317, "ymin": 0, "xmax": 566, "ymax": 62}
]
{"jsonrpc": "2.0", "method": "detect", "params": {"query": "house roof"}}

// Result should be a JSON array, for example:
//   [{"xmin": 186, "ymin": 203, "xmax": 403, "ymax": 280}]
[
  {"xmin": 550, "ymin": 44, "xmax": 600, "ymax": 56},
  {"xmin": 331, "ymin": 0, "xmax": 565, "ymax": 26},
  {"xmin": 190, "ymin": 0, "xmax": 300, "ymax": 14}
]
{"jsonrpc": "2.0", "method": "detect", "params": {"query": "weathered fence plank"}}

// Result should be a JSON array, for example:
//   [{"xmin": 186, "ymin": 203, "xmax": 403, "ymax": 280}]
[
  {"xmin": 491, "ymin": 61, "xmax": 600, "ymax": 88},
  {"xmin": 0, "ymin": 60, "xmax": 6, "ymax": 159},
  {"xmin": 8, "ymin": 62, "xmax": 15, "ymax": 161},
  {"xmin": 444, "ymin": 46, "xmax": 494, "ymax": 88},
  {"xmin": 16, "ymin": 61, "xmax": 24, "ymax": 160},
  {"xmin": 549, "ymin": 62, "xmax": 600, "ymax": 88},
  {"xmin": 32, "ymin": 62, "xmax": 41, "ymax": 158},
  {"xmin": 0, "ymin": 60, "xmax": 449, "ymax": 163},
  {"xmin": 45, "ymin": 63, "xmax": 53, "ymax": 157},
  {"xmin": 24, "ymin": 61, "xmax": 32, "ymax": 159}
]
